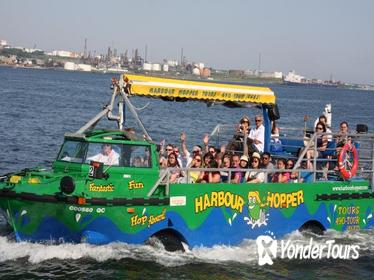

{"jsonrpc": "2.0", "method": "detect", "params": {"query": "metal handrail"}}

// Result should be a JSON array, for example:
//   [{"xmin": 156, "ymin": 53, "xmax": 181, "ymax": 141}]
[
  {"xmin": 158, "ymin": 166, "xmax": 347, "ymax": 185},
  {"xmin": 152, "ymin": 128, "xmax": 374, "ymax": 190},
  {"xmin": 147, "ymin": 169, "xmax": 169, "ymax": 197}
]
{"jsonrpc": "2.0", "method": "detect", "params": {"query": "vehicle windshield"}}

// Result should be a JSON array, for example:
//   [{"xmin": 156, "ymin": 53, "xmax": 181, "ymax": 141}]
[
  {"xmin": 57, "ymin": 140, "xmax": 87, "ymax": 163},
  {"xmin": 57, "ymin": 140, "xmax": 151, "ymax": 167}
]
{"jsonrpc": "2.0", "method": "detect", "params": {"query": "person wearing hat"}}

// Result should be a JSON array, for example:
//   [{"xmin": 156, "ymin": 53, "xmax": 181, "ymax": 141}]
[
  {"xmin": 232, "ymin": 154, "xmax": 249, "ymax": 183},
  {"xmin": 240, "ymin": 155, "xmax": 249, "ymax": 168},
  {"xmin": 245, "ymin": 152, "xmax": 265, "ymax": 183}
]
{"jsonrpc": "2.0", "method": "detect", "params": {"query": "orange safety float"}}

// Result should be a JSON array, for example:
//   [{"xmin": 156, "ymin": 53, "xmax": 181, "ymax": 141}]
[{"xmin": 338, "ymin": 142, "xmax": 359, "ymax": 180}]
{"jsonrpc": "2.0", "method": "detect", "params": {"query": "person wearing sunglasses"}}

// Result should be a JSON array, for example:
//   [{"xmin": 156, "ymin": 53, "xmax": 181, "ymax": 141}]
[
  {"xmin": 245, "ymin": 152, "xmax": 265, "ymax": 183},
  {"xmin": 306, "ymin": 122, "xmax": 328, "ymax": 169},
  {"xmin": 189, "ymin": 154, "xmax": 203, "ymax": 183},
  {"xmin": 208, "ymin": 146, "xmax": 217, "ymax": 156},
  {"xmin": 159, "ymin": 143, "xmax": 175, "ymax": 167},
  {"xmin": 261, "ymin": 152, "xmax": 274, "ymax": 182},
  {"xmin": 248, "ymin": 115, "xmax": 265, "ymax": 153},
  {"xmin": 316, "ymin": 115, "xmax": 332, "ymax": 142}
]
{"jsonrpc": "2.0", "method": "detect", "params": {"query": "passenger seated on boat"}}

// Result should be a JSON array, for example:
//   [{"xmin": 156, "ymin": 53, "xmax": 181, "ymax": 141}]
[
  {"xmin": 132, "ymin": 156, "xmax": 143, "ymax": 167},
  {"xmin": 261, "ymin": 152, "xmax": 274, "ymax": 182},
  {"xmin": 239, "ymin": 116, "xmax": 251, "ymax": 135},
  {"xmin": 124, "ymin": 127, "xmax": 136, "ymax": 134},
  {"xmin": 215, "ymin": 151, "xmax": 223, "ymax": 167},
  {"xmin": 167, "ymin": 152, "xmax": 181, "ymax": 183},
  {"xmin": 180, "ymin": 131, "xmax": 203, "ymax": 167},
  {"xmin": 227, "ymin": 116, "xmax": 251, "ymax": 153},
  {"xmin": 249, "ymin": 115, "xmax": 265, "ymax": 153},
  {"xmin": 245, "ymin": 152, "xmax": 265, "ymax": 183},
  {"xmin": 231, "ymin": 154, "xmax": 243, "ymax": 183},
  {"xmin": 316, "ymin": 115, "xmax": 333, "ymax": 142},
  {"xmin": 159, "ymin": 143, "xmax": 174, "ymax": 168},
  {"xmin": 188, "ymin": 154, "xmax": 203, "ymax": 183},
  {"xmin": 270, "ymin": 121, "xmax": 283, "ymax": 153},
  {"xmin": 208, "ymin": 160, "xmax": 221, "ymax": 183},
  {"xmin": 271, "ymin": 121, "xmax": 280, "ymax": 140},
  {"xmin": 330, "ymin": 121, "xmax": 351, "ymax": 174},
  {"xmin": 87, "ymin": 144, "xmax": 120, "ymax": 166},
  {"xmin": 173, "ymin": 146, "xmax": 183, "ymax": 167},
  {"xmin": 306, "ymin": 122, "xmax": 328, "ymax": 169},
  {"xmin": 220, "ymin": 154, "xmax": 232, "ymax": 183},
  {"xmin": 215, "ymin": 144, "xmax": 227, "ymax": 167},
  {"xmin": 199, "ymin": 160, "xmax": 221, "ymax": 183},
  {"xmin": 202, "ymin": 152, "xmax": 214, "ymax": 167},
  {"xmin": 272, "ymin": 158, "xmax": 290, "ymax": 183},
  {"xmin": 237, "ymin": 155, "xmax": 249, "ymax": 182},
  {"xmin": 336, "ymin": 121, "xmax": 350, "ymax": 151},
  {"xmin": 208, "ymin": 145, "xmax": 218, "ymax": 158},
  {"xmin": 286, "ymin": 159, "xmax": 299, "ymax": 182},
  {"xmin": 196, "ymin": 159, "xmax": 221, "ymax": 183},
  {"xmin": 299, "ymin": 161, "xmax": 313, "ymax": 183},
  {"xmin": 202, "ymin": 134, "xmax": 211, "ymax": 153}
]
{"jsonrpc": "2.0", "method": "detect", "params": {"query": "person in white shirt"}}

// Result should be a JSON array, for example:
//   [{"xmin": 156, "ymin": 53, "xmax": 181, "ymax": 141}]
[
  {"xmin": 88, "ymin": 144, "xmax": 119, "ymax": 166},
  {"xmin": 249, "ymin": 115, "xmax": 265, "ymax": 153},
  {"xmin": 180, "ymin": 132, "xmax": 203, "ymax": 167}
]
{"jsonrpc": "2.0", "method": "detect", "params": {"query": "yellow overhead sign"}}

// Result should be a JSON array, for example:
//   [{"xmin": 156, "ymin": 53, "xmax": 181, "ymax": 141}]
[{"xmin": 123, "ymin": 74, "xmax": 276, "ymax": 104}]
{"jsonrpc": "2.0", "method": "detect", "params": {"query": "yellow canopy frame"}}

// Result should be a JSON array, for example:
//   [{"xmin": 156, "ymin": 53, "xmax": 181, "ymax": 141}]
[{"xmin": 123, "ymin": 74, "xmax": 276, "ymax": 105}]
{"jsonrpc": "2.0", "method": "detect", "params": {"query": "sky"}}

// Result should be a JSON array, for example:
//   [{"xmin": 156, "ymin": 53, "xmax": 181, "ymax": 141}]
[{"xmin": 0, "ymin": 0, "xmax": 373, "ymax": 84}]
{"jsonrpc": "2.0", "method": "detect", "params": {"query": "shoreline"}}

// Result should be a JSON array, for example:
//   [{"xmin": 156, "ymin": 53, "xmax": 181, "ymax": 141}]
[{"xmin": 1, "ymin": 64, "xmax": 373, "ymax": 91}]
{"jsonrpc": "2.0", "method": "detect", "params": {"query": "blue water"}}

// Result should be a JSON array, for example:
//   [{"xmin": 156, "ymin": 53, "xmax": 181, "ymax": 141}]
[{"xmin": 0, "ymin": 66, "xmax": 374, "ymax": 279}]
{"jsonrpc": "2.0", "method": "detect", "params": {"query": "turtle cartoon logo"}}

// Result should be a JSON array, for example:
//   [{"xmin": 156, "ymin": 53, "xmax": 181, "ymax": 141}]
[{"xmin": 244, "ymin": 191, "xmax": 269, "ymax": 229}]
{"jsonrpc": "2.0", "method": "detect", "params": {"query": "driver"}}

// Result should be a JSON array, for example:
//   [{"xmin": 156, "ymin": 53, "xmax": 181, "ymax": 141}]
[{"xmin": 88, "ymin": 144, "xmax": 119, "ymax": 166}]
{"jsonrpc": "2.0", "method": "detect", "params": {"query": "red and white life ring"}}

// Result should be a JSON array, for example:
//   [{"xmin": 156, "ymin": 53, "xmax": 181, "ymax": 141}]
[{"xmin": 338, "ymin": 143, "xmax": 359, "ymax": 180}]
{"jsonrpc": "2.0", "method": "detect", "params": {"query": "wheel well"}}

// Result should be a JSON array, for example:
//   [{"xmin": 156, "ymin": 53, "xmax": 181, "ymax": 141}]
[
  {"xmin": 299, "ymin": 220, "xmax": 326, "ymax": 235},
  {"xmin": 148, "ymin": 228, "xmax": 188, "ymax": 252},
  {"xmin": 152, "ymin": 228, "xmax": 187, "ymax": 244}
]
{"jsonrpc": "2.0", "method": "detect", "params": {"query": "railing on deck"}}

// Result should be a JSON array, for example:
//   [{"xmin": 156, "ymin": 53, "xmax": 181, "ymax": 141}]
[{"xmin": 149, "ymin": 126, "xmax": 374, "ymax": 196}]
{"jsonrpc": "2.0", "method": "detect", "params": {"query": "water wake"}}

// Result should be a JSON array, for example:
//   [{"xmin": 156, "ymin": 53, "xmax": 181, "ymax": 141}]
[{"xmin": 0, "ymin": 228, "xmax": 373, "ymax": 267}]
